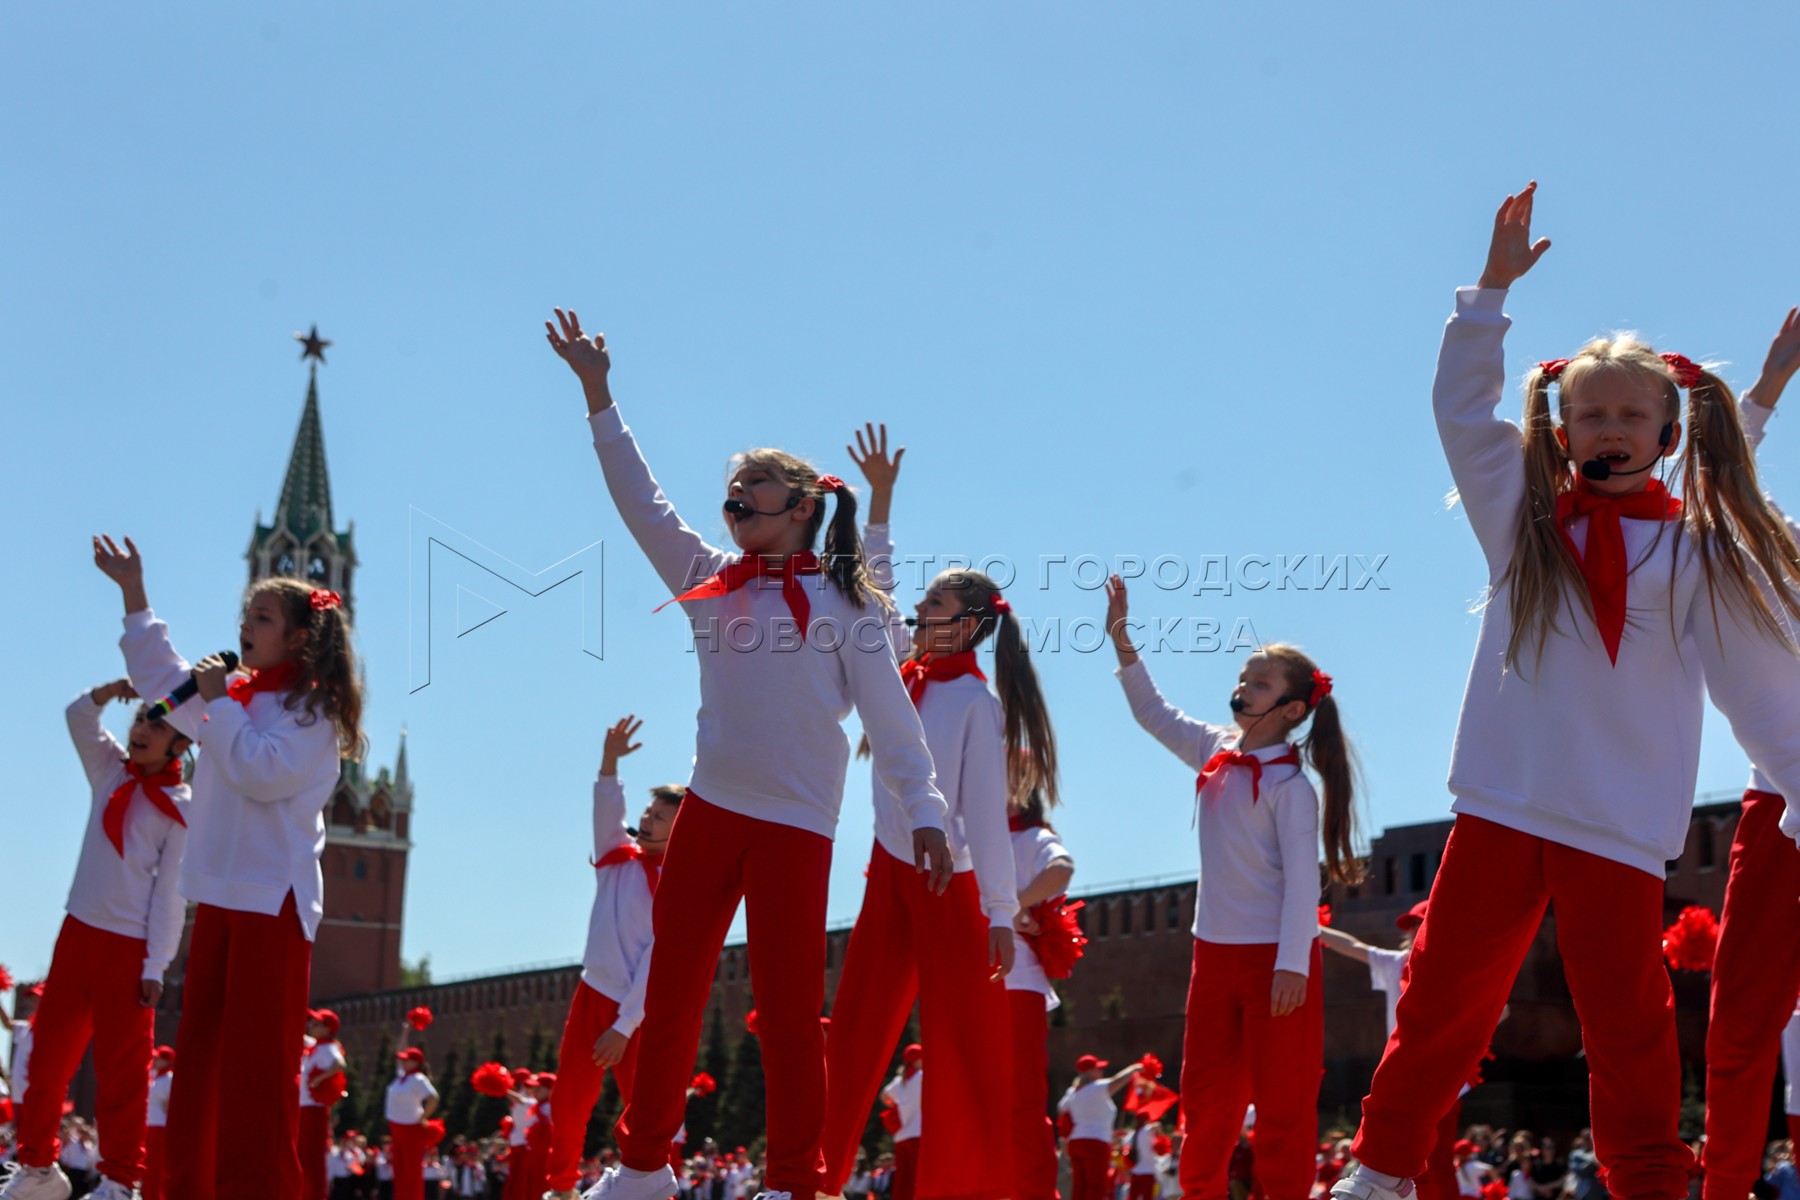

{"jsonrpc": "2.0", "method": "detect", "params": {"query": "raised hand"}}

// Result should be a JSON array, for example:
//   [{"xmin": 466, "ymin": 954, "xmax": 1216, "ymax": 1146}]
[
  {"xmin": 1755, "ymin": 308, "xmax": 1800, "ymax": 409},
  {"xmin": 601, "ymin": 715, "xmax": 644, "ymax": 776},
  {"xmin": 93, "ymin": 535, "xmax": 149, "ymax": 614},
  {"xmin": 849, "ymin": 423, "xmax": 904, "ymax": 525},
  {"xmin": 1105, "ymin": 574, "xmax": 1139, "ymax": 666},
  {"xmin": 1477, "ymin": 182, "xmax": 1552, "ymax": 292},
  {"xmin": 544, "ymin": 308, "xmax": 615, "ymax": 414},
  {"xmin": 91, "ymin": 679, "xmax": 139, "ymax": 706}
]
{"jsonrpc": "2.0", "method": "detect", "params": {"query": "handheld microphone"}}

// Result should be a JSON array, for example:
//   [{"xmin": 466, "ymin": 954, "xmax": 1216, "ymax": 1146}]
[
  {"xmin": 1579, "ymin": 424, "xmax": 1674, "ymax": 482},
  {"xmin": 144, "ymin": 651, "xmax": 240, "ymax": 720}
]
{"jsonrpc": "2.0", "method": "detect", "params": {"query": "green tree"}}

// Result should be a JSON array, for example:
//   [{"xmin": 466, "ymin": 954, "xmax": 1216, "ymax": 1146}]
[
  {"xmin": 437, "ymin": 1041, "xmax": 470, "ymax": 1140},
  {"xmin": 400, "ymin": 955, "xmax": 433, "ymax": 986},
  {"xmin": 859, "ymin": 1012, "xmax": 917, "ymax": 1158},
  {"xmin": 472, "ymin": 1026, "xmax": 511, "ymax": 1135},
  {"xmin": 588, "ymin": 1074, "xmax": 623, "ymax": 1156},
  {"xmin": 717, "ymin": 1028, "xmax": 766, "ymax": 1148},
  {"xmin": 685, "ymin": 1010, "xmax": 729, "ymax": 1146}
]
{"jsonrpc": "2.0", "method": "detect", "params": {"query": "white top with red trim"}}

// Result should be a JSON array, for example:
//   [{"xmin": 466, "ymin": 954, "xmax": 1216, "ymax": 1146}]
[
  {"xmin": 120, "ymin": 610, "xmax": 341, "ymax": 938},
  {"xmin": 1434, "ymin": 288, "xmax": 1800, "ymax": 871},
  {"xmin": 588, "ymin": 406, "xmax": 946, "ymax": 841},
  {"xmin": 881, "ymin": 1070, "xmax": 922, "ymax": 1142},
  {"xmin": 1132, "ymin": 1124, "xmax": 1160, "ymax": 1174},
  {"xmin": 1117, "ymin": 660, "xmax": 1321, "ymax": 976},
  {"xmin": 1367, "ymin": 945, "xmax": 1410, "ymax": 1039},
  {"xmin": 62, "ymin": 694, "xmax": 191, "ymax": 981},
  {"xmin": 1006, "ymin": 825, "xmax": 1072, "ymax": 1003},
  {"xmin": 1057, "ymin": 1078, "xmax": 1116, "ymax": 1142},
  {"xmin": 861, "ymin": 524, "xmax": 1018, "ymax": 928},
  {"xmin": 507, "ymin": 1099, "xmax": 533, "ymax": 1146},
  {"xmin": 147, "ymin": 1070, "xmax": 172, "ymax": 1127},
  {"xmin": 386, "ymin": 1070, "xmax": 438, "ymax": 1125},
  {"xmin": 1736, "ymin": 398, "xmax": 1800, "ymax": 798},
  {"xmin": 300, "ymin": 1038, "xmax": 347, "ymax": 1108},
  {"xmin": 580, "ymin": 773, "xmax": 656, "ymax": 1037}
]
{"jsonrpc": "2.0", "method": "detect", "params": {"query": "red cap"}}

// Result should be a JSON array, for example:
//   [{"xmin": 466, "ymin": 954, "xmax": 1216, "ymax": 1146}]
[
  {"xmin": 308, "ymin": 1008, "xmax": 341, "ymax": 1036},
  {"xmin": 1453, "ymin": 1140, "xmax": 1476, "ymax": 1156},
  {"xmin": 534, "ymin": 1072, "xmax": 557, "ymax": 1087},
  {"xmin": 902, "ymin": 1044, "xmax": 923, "ymax": 1065},
  {"xmin": 396, "ymin": 1047, "xmax": 425, "ymax": 1065},
  {"xmin": 152, "ymin": 1045, "xmax": 176, "ymax": 1063},
  {"xmin": 513, "ymin": 1069, "xmax": 537, "ymax": 1088},
  {"xmin": 1396, "ymin": 901, "xmax": 1429, "ymax": 933},
  {"xmin": 1075, "ymin": 1054, "xmax": 1109, "ymax": 1072}
]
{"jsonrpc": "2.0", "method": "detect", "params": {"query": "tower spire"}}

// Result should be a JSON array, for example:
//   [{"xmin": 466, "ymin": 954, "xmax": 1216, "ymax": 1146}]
[{"xmin": 275, "ymin": 365, "xmax": 335, "ymax": 544}]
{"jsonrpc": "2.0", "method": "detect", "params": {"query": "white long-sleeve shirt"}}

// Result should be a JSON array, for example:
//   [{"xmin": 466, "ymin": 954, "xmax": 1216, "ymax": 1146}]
[
  {"xmin": 120, "ymin": 610, "xmax": 341, "ymax": 938},
  {"xmin": 10, "ymin": 1022, "xmax": 31, "ymax": 1103},
  {"xmin": 147, "ymin": 1070, "xmax": 173, "ymax": 1128},
  {"xmin": 62, "ymin": 694, "xmax": 190, "ymax": 980},
  {"xmin": 1367, "ymin": 945, "xmax": 1409, "ymax": 1039},
  {"xmin": 882, "ymin": 1070, "xmax": 923, "ymax": 1141},
  {"xmin": 1006, "ymin": 824, "xmax": 1072, "ymax": 1005},
  {"xmin": 580, "ymin": 773, "xmax": 656, "ymax": 1036},
  {"xmin": 1734, "ymin": 398, "xmax": 1800, "ymax": 798},
  {"xmin": 588, "ymin": 407, "xmax": 946, "ymax": 841},
  {"xmin": 1118, "ymin": 660, "xmax": 1321, "ymax": 976},
  {"xmin": 1435, "ymin": 288, "xmax": 1800, "ymax": 870},
  {"xmin": 1057, "ymin": 1079, "xmax": 1116, "ymax": 1142},
  {"xmin": 1784, "ymin": 1001, "xmax": 1800, "ymax": 1116},
  {"xmin": 860, "ymin": 524, "xmax": 1017, "ymax": 927}
]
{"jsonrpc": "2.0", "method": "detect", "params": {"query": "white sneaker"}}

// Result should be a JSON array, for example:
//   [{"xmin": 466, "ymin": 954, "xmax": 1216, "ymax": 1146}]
[
  {"xmin": 545, "ymin": 1191, "xmax": 583, "ymax": 1200},
  {"xmin": 0, "ymin": 1163, "xmax": 73, "ymax": 1200},
  {"xmin": 1330, "ymin": 1168, "xmax": 1415, "ymax": 1200},
  {"xmin": 87, "ymin": 1181, "xmax": 141, "ymax": 1200},
  {"xmin": 752, "ymin": 1192, "xmax": 795, "ymax": 1200},
  {"xmin": 584, "ymin": 1165, "xmax": 678, "ymax": 1200}
]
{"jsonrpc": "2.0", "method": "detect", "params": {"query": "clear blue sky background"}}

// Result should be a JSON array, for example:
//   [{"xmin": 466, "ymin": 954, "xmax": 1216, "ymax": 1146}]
[{"xmin": 7, "ymin": 5, "xmax": 1800, "ymax": 998}]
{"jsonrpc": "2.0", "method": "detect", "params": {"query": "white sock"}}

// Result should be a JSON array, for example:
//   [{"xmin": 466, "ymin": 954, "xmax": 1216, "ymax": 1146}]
[{"xmin": 1358, "ymin": 1167, "xmax": 1409, "ymax": 1192}]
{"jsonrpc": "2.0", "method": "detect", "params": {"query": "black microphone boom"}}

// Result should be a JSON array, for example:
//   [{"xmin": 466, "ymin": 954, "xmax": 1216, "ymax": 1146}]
[{"xmin": 144, "ymin": 651, "xmax": 241, "ymax": 720}]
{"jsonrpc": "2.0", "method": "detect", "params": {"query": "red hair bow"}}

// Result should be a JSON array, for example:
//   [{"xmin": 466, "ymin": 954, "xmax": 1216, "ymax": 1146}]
[
  {"xmin": 1538, "ymin": 359, "xmax": 1571, "ymax": 380},
  {"xmin": 991, "ymin": 593, "xmax": 1012, "ymax": 615},
  {"xmin": 815, "ymin": 475, "xmax": 845, "ymax": 493},
  {"xmin": 1309, "ymin": 669, "xmax": 1332, "ymax": 708},
  {"xmin": 310, "ymin": 589, "xmax": 343, "ymax": 611},
  {"xmin": 1660, "ymin": 353, "xmax": 1704, "ymax": 389}
]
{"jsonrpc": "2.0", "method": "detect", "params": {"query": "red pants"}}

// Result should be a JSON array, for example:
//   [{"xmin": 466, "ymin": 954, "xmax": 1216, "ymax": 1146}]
[
  {"xmin": 1068, "ymin": 1138, "xmax": 1112, "ymax": 1200},
  {"xmin": 14, "ymin": 916, "xmax": 154, "ymax": 1185},
  {"xmin": 520, "ymin": 1138, "xmax": 550, "ymax": 1199},
  {"xmin": 501, "ymin": 1144, "xmax": 529, "ymax": 1200},
  {"xmin": 390, "ymin": 1121, "xmax": 432, "ymax": 1200},
  {"xmin": 616, "ymin": 795, "xmax": 832, "ymax": 1196},
  {"xmin": 299, "ymin": 1105, "xmax": 332, "ymax": 1200},
  {"xmin": 143, "ymin": 1127, "xmax": 167, "ymax": 1200},
  {"xmin": 1352, "ymin": 816, "xmax": 1687, "ymax": 1200},
  {"xmin": 166, "ymin": 895, "xmax": 313, "ymax": 1200},
  {"xmin": 1703, "ymin": 790, "xmax": 1800, "ymax": 1200},
  {"xmin": 1790, "ymin": 1114, "xmax": 1800, "ymax": 1149},
  {"xmin": 821, "ymin": 845, "xmax": 1012, "ymax": 1200},
  {"xmin": 1178, "ymin": 938, "xmax": 1323, "ymax": 1200},
  {"xmin": 893, "ymin": 1138, "xmax": 921, "ymax": 1200},
  {"xmin": 1413, "ymin": 1098, "xmax": 1462, "ymax": 1200},
  {"xmin": 1009, "ymin": 989, "xmax": 1059, "ymax": 1200},
  {"xmin": 1131, "ymin": 1173, "xmax": 1160, "ymax": 1200},
  {"xmin": 549, "ymin": 982, "xmax": 641, "ymax": 1192}
]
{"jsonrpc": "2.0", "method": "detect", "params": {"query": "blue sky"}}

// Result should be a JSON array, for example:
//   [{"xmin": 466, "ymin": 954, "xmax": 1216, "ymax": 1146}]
[{"xmin": 7, "ymin": 4, "xmax": 1800, "ymax": 995}]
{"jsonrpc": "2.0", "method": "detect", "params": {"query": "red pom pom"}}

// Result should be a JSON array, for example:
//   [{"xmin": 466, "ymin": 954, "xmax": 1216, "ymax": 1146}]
[
  {"xmin": 424, "ymin": 1118, "xmax": 447, "ymax": 1147},
  {"xmin": 1138, "ymin": 1054, "xmax": 1164, "ymax": 1080},
  {"xmin": 1028, "ymin": 897, "xmax": 1089, "ymax": 980},
  {"xmin": 1317, "ymin": 904, "xmax": 1333, "ymax": 927},
  {"xmin": 690, "ymin": 1072, "xmax": 717, "ymax": 1096},
  {"xmin": 1481, "ymin": 1183, "xmax": 1509, "ymax": 1200},
  {"xmin": 880, "ymin": 1102, "xmax": 903, "ymax": 1134},
  {"xmin": 1662, "ymin": 906, "xmax": 1721, "ymax": 973},
  {"xmin": 472, "ymin": 1062, "xmax": 514, "ymax": 1098},
  {"xmin": 407, "ymin": 1006, "xmax": 433, "ymax": 1031},
  {"xmin": 498, "ymin": 1116, "xmax": 514, "ymax": 1137},
  {"xmin": 1153, "ymin": 1134, "xmax": 1173, "ymax": 1157},
  {"xmin": 0, "ymin": 965, "xmax": 13, "ymax": 993}
]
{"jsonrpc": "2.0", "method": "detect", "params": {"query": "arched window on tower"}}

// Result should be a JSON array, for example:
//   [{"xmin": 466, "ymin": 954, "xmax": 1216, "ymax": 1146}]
[
  {"xmin": 329, "ymin": 793, "xmax": 358, "ymax": 828},
  {"xmin": 369, "ymin": 793, "xmax": 392, "ymax": 831}
]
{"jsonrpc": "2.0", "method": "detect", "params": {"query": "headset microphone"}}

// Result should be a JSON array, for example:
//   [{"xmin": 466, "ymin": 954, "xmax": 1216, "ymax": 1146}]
[
  {"xmin": 1579, "ymin": 423, "xmax": 1674, "ymax": 482},
  {"xmin": 1229, "ymin": 694, "xmax": 1300, "ymax": 719},
  {"xmin": 723, "ymin": 494, "xmax": 803, "ymax": 518}
]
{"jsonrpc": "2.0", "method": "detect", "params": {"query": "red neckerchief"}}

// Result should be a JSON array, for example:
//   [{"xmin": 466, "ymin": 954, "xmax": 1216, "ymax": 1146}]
[
  {"xmin": 1196, "ymin": 745, "xmax": 1300, "ymax": 804},
  {"xmin": 226, "ymin": 659, "xmax": 300, "ymax": 707},
  {"xmin": 1554, "ymin": 478, "xmax": 1684, "ymax": 665},
  {"xmin": 592, "ymin": 840, "xmax": 662, "ymax": 894},
  {"xmin": 898, "ymin": 649, "xmax": 985, "ymax": 707},
  {"xmin": 1008, "ymin": 813, "xmax": 1043, "ymax": 833},
  {"xmin": 655, "ymin": 551, "xmax": 823, "ymax": 641},
  {"xmin": 902, "ymin": 1062, "xmax": 920, "ymax": 1082},
  {"xmin": 102, "ymin": 758, "xmax": 186, "ymax": 855}
]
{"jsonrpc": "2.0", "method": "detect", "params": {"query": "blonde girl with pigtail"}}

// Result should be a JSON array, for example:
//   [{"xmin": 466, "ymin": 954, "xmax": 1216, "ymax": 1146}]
[
  {"xmin": 1105, "ymin": 574, "xmax": 1359, "ymax": 1200},
  {"xmin": 1332, "ymin": 184, "xmax": 1800, "ymax": 1200}
]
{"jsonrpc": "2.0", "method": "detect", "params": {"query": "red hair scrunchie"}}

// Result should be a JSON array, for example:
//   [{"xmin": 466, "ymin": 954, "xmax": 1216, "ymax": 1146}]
[
  {"xmin": 990, "ymin": 593, "xmax": 1012, "ymax": 615},
  {"xmin": 309, "ymin": 589, "xmax": 343, "ymax": 611},
  {"xmin": 814, "ymin": 474, "xmax": 846, "ymax": 493},
  {"xmin": 1308, "ymin": 669, "xmax": 1333, "ymax": 708},
  {"xmin": 1537, "ymin": 359, "xmax": 1571, "ymax": 380},
  {"xmin": 1660, "ymin": 353, "xmax": 1704, "ymax": 390}
]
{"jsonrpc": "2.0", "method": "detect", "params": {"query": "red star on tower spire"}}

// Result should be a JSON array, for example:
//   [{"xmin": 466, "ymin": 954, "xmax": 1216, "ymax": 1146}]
[{"xmin": 295, "ymin": 324, "xmax": 332, "ymax": 365}]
